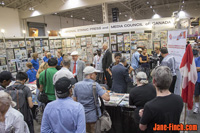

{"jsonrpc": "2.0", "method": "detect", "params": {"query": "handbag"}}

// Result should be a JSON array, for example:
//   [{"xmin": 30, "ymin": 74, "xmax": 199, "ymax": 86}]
[
  {"xmin": 37, "ymin": 70, "xmax": 48, "ymax": 103},
  {"xmin": 92, "ymin": 82, "xmax": 112, "ymax": 133}
]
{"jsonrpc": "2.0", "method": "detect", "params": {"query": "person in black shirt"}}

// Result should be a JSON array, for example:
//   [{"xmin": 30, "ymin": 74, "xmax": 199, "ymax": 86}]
[
  {"xmin": 129, "ymin": 72, "xmax": 156, "ymax": 132},
  {"xmin": 139, "ymin": 47, "xmax": 150, "ymax": 78},
  {"xmin": 139, "ymin": 66, "xmax": 183, "ymax": 132},
  {"xmin": 107, "ymin": 52, "xmax": 121, "ymax": 76}
]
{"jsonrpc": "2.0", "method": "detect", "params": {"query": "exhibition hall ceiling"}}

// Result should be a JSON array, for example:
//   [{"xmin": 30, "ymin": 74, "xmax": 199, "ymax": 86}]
[{"xmin": 2, "ymin": 0, "xmax": 200, "ymax": 23}]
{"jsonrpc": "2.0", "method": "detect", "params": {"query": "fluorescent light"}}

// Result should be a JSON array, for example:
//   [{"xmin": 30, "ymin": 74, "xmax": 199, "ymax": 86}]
[
  {"xmin": 71, "ymin": 15, "xmax": 73, "ymax": 17},
  {"xmin": 54, "ymin": 13, "xmax": 57, "ymax": 14},
  {"xmin": 125, "ymin": 15, "xmax": 127, "ymax": 17},
  {"xmin": 147, "ymin": 1, "xmax": 149, "ymax": 4},
  {"xmin": 92, "ymin": 19, "xmax": 95, "ymax": 22},
  {"xmin": 182, "ymin": 1, "xmax": 184, "ymax": 3},
  {"xmin": 22, "ymin": 30, "xmax": 26, "ymax": 34},
  {"xmin": 82, "ymin": 17, "xmax": 85, "ymax": 20},
  {"xmin": 150, "ymin": 6, "xmax": 152, "ymax": 8},
  {"xmin": 47, "ymin": 31, "xmax": 50, "ymax": 34},
  {"xmin": 2, "ymin": 1, "xmax": 4, "ymax": 5},
  {"xmin": 119, "ymin": 12, "xmax": 121, "ymax": 15},
  {"xmin": 1, "ymin": 29, "xmax": 5, "ymax": 33},
  {"xmin": 152, "ymin": 13, "xmax": 161, "ymax": 19}
]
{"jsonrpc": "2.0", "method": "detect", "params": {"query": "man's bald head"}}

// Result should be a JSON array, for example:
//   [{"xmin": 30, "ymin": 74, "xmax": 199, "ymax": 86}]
[{"xmin": 103, "ymin": 43, "xmax": 108, "ymax": 51}]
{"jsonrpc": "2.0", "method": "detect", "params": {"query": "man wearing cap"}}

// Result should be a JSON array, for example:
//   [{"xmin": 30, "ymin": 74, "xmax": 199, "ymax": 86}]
[
  {"xmin": 73, "ymin": 66, "xmax": 110, "ymax": 133},
  {"xmin": 131, "ymin": 47, "xmax": 142, "ymax": 73},
  {"xmin": 39, "ymin": 58, "xmax": 58, "ymax": 104},
  {"xmin": 93, "ymin": 49, "xmax": 104, "ymax": 83},
  {"xmin": 102, "ymin": 43, "xmax": 112, "ymax": 89},
  {"xmin": 0, "ymin": 71, "xmax": 14, "ymax": 90},
  {"xmin": 41, "ymin": 77, "xmax": 86, "ymax": 133},
  {"xmin": 70, "ymin": 51, "xmax": 85, "ymax": 82}
]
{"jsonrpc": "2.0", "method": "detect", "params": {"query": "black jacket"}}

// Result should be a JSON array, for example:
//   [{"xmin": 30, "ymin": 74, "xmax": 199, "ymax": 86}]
[{"xmin": 102, "ymin": 49, "xmax": 112, "ymax": 70}]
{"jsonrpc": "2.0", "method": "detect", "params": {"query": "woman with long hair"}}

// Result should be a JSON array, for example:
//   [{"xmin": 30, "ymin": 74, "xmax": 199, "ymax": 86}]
[{"xmin": 26, "ymin": 62, "xmax": 37, "ymax": 83}]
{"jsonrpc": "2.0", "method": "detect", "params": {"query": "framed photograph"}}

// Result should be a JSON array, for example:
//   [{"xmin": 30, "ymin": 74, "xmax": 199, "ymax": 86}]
[
  {"xmin": 19, "ymin": 41, "xmax": 25, "ymax": 47},
  {"xmin": 50, "ymin": 40, "xmax": 55, "ymax": 49},
  {"xmin": 12, "ymin": 41, "xmax": 19, "ymax": 48},
  {"xmin": 111, "ymin": 35, "xmax": 117, "ymax": 44},
  {"xmin": 124, "ymin": 43, "xmax": 130, "ymax": 52},
  {"xmin": 71, "ymin": 39, "xmax": 75, "ymax": 47},
  {"xmin": 92, "ymin": 37, "xmax": 98, "ymax": 46},
  {"xmin": 76, "ymin": 38, "xmax": 81, "ymax": 48},
  {"xmin": 66, "ymin": 39, "xmax": 71, "ymax": 47},
  {"xmin": 81, "ymin": 38, "xmax": 86, "ymax": 46},
  {"xmin": 124, "ymin": 34, "xmax": 130, "ymax": 43},
  {"xmin": 111, "ymin": 44, "xmax": 117, "ymax": 52},
  {"xmin": 117, "ymin": 35, "xmax": 124, "ymax": 43},
  {"xmin": 5, "ymin": 41, "xmax": 13, "ymax": 48}
]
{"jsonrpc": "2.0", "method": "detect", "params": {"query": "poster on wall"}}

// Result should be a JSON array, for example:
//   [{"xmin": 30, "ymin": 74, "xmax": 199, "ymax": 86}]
[
  {"xmin": 0, "ymin": 48, "xmax": 6, "ymax": 57},
  {"xmin": 117, "ymin": 35, "xmax": 124, "ymax": 43},
  {"xmin": 124, "ymin": 34, "xmax": 130, "ymax": 43},
  {"xmin": 7, "ymin": 49, "xmax": 14, "ymax": 60},
  {"xmin": 111, "ymin": 35, "xmax": 117, "ymax": 44},
  {"xmin": 81, "ymin": 38, "xmax": 86, "ymax": 46},
  {"xmin": 71, "ymin": 39, "xmax": 75, "ymax": 47},
  {"xmin": 167, "ymin": 30, "xmax": 187, "ymax": 65},
  {"xmin": 6, "ymin": 41, "xmax": 13, "ymax": 48},
  {"xmin": 124, "ymin": 43, "xmax": 130, "ymax": 52},
  {"xmin": 76, "ymin": 38, "xmax": 81, "ymax": 48},
  {"xmin": 19, "ymin": 41, "xmax": 25, "ymax": 47},
  {"xmin": 131, "ymin": 34, "xmax": 138, "ymax": 43},
  {"xmin": 50, "ymin": 40, "xmax": 55, "ymax": 48},
  {"xmin": 104, "ymin": 37, "xmax": 110, "ymax": 45},
  {"xmin": 92, "ymin": 37, "xmax": 98, "ymax": 46},
  {"xmin": 111, "ymin": 44, "xmax": 117, "ymax": 52},
  {"xmin": 0, "ymin": 42, "xmax": 4, "ymax": 48}
]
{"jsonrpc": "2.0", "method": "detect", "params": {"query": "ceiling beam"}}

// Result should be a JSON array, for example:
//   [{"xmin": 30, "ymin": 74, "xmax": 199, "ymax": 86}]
[
  {"xmin": 19, "ymin": 0, "xmax": 128, "ymax": 19},
  {"xmin": 5, "ymin": 0, "xmax": 19, "ymax": 7}
]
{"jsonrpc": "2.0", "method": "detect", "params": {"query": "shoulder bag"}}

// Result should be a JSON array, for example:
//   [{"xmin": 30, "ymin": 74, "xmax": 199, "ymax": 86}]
[
  {"xmin": 92, "ymin": 82, "xmax": 112, "ymax": 133},
  {"xmin": 37, "ymin": 70, "xmax": 48, "ymax": 103}
]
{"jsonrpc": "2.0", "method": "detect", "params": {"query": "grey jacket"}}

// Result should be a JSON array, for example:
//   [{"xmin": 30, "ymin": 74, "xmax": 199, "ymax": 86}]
[{"xmin": 70, "ymin": 60, "xmax": 85, "ymax": 81}]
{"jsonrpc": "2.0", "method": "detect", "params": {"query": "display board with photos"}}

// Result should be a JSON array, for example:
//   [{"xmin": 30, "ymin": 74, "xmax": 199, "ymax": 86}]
[
  {"xmin": 34, "ymin": 38, "xmax": 50, "ymax": 63},
  {"xmin": 4, "ymin": 38, "xmax": 29, "ymax": 73},
  {"xmin": 0, "ymin": 39, "xmax": 8, "ymax": 71},
  {"xmin": 26, "ymin": 38, "xmax": 34, "ymax": 59},
  {"xmin": 152, "ymin": 31, "xmax": 168, "ymax": 48}
]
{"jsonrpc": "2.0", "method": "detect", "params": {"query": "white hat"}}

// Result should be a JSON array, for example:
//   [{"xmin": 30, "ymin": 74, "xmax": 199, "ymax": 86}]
[
  {"xmin": 83, "ymin": 66, "xmax": 100, "ymax": 74},
  {"xmin": 137, "ymin": 48, "xmax": 142, "ymax": 51},
  {"xmin": 71, "ymin": 51, "xmax": 79, "ymax": 56}
]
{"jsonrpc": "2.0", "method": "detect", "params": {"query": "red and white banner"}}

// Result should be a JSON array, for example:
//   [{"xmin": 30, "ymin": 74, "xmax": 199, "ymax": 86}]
[
  {"xmin": 180, "ymin": 44, "xmax": 197, "ymax": 110},
  {"xmin": 168, "ymin": 30, "xmax": 187, "ymax": 65}
]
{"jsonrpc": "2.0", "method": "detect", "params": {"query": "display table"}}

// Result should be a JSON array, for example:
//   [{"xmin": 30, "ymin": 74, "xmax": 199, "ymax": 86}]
[
  {"xmin": 27, "ymin": 84, "xmax": 138, "ymax": 132},
  {"xmin": 104, "ymin": 93, "xmax": 137, "ymax": 133}
]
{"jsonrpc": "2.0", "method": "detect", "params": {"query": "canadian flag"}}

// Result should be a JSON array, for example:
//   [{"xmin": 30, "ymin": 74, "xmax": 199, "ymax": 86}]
[{"xmin": 180, "ymin": 44, "xmax": 197, "ymax": 110}]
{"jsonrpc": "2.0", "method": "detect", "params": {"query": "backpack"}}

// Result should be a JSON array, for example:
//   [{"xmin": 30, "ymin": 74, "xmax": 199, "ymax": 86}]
[{"xmin": 5, "ymin": 84, "xmax": 30, "ymax": 122}]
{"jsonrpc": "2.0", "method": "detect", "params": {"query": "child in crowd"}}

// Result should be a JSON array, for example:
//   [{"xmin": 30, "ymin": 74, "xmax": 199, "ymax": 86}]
[{"xmin": 26, "ymin": 62, "xmax": 37, "ymax": 83}]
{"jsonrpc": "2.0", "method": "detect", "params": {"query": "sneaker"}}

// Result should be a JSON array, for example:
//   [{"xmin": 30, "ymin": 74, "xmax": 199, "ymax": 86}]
[{"xmin": 193, "ymin": 107, "xmax": 199, "ymax": 114}]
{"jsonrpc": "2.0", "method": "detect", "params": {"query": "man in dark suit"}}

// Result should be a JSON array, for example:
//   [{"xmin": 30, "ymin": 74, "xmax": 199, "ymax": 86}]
[
  {"xmin": 111, "ymin": 57, "xmax": 132, "ymax": 93},
  {"xmin": 102, "ymin": 43, "xmax": 112, "ymax": 89}
]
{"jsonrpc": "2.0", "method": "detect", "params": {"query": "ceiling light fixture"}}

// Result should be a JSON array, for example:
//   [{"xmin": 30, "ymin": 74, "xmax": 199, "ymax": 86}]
[
  {"xmin": 125, "ymin": 15, "xmax": 127, "ymax": 17},
  {"xmin": 182, "ymin": 1, "xmax": 184, "ymax": 3},
  {"xmin": 147, "ymin": 1, "xmax": 149, "ymax": 4},
  {"xmin": 29, "ymin": 7, "xmax": 34, "ymax": 11},
  {"xmin": 128, "ymin": 18, "xmax": 133, "ymax": 21},
  {"xmin": 54, "ymin": 13, "xmax": 57, "ymax": 15},
  {"xmin": 1, "ymin": 29, "xmax": 5, "ymax": 33},
  {"xmin": 152, "ymin": 13, "xmax": 161, "ymax": 19},
  {"xmin": 22, "ymin": 30, "xmax": 26, "ymax": 34},
  {"xmin": 71, "ymin": 15, "xmax": 73, "ymax": 17},
  {"xmin": 150, "ymin": 6, "xmax": 152, "ymax": 8},
  {"xmin": 82, "ymin": 17, "xmax": 85, "ymax": 20},
  {"xmin": 119, "ymin": 12, "xmax": 122, "ymax": 15},
  {"xmin": 92, "ymin": 19, "xmax": 95, "ymax": 22},
  {"xmin": 1, "ymin": 1, "xmax": 4, "ymax": 5},
  {"xmin": 47, "ymin": 31, "xmax": 50, "ymax": 34}
]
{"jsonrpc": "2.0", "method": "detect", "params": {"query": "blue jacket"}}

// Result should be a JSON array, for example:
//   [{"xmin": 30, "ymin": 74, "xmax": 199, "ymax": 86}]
[{"xmin": 111, "ymin": 63, "xmax": 131, "ymax": 93}]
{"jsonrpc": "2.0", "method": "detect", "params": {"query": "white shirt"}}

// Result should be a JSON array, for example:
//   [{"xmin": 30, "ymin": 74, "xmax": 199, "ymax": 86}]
[
  {"xmin": 93, "ymin": 55, "xmax": 103, "ymax": 72},
  {"xmin": 53, "ymin": 67, "xmax": 74, "ymax": 85},
  {"xmin": 3, "ymin": 106, "xmax": 29, "ymax": 133}
]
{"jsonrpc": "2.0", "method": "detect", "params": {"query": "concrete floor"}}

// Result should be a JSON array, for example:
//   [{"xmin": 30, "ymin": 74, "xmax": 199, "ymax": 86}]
[{"xmin": 34, "ymin": 104, "xmax": 200, "ymax": 133}]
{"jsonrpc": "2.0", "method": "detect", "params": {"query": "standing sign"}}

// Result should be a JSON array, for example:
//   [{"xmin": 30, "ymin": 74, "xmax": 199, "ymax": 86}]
[{"xmin": 167, "ymin": 30, "xmax": 187, "ymax": 64}]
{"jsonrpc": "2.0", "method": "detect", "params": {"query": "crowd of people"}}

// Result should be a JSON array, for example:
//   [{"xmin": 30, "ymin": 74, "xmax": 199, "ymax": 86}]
[{"xmin": 2, "ymin": 42, "xmax": 200, "ymax": 133}]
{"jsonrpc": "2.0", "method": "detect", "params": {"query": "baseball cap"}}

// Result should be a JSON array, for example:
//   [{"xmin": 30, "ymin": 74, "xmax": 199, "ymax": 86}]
[
  {"xmin": 55, "ymin": 77, "xmax": 74, "ymax": 98},
  {"xmin": 83, "ymin": 66, "xmax": 100, "ymax": 74},
  {"xmin": 137, "ymin": 48, "xmax": 142, "ymax": 51},
  {"xmin": 71, "ymin": 51, "xmax": 79, "ymax": 56},
  {"xmin": 0, "ymin": 71, "xmax": 14, "ymax": 83}
]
